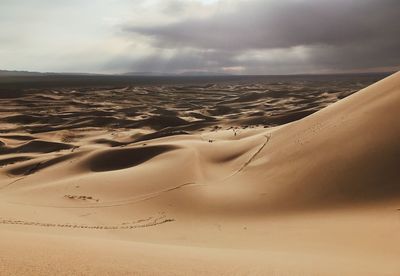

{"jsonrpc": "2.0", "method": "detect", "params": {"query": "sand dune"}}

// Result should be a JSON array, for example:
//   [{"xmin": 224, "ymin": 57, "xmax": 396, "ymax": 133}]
[{"xmin": 0, "ymin": 72, "xmax": 399, "ymax": 275}]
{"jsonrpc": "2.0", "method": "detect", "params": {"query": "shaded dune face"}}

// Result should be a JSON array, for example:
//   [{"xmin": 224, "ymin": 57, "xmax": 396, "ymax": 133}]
[
  {"xmin": 0, "ymin": 156, "xmax": 32, "ymax": 167},
  {"xmin": 7, "ymin": 152, "xmax": 83, "ymax": 176},
  {"xmin": 84, "ymin": 145, "xmax": 180, "ymax": 172},
  {"xmin": 0, "ymin": 140, "xmax": 73, "ymax": 154}
]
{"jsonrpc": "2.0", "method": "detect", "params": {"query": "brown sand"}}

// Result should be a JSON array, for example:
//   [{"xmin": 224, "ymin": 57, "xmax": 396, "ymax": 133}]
[{"xmin": 0, "ymin": 72, "xmax": 399, "ymax": 275}]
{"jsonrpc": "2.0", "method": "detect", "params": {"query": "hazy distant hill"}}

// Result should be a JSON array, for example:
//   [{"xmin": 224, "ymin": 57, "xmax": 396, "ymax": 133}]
[
  {"xmin": 0, "ymin": 70, "xmax": 46, "ymax": 77},
  {"xmin": 178, "ymin": 71, "xmax": 231, "ymax": 76},
  {"xmin": 0, "ymin": 70, "xmax": 106, "ymax": 77},
  {"xmin": 1, "ymin": 70, "xmax": 230, "ymax": 77},
  {"xmin": 121, "ymin": 72, "xmax": 174, "ymax": 76},
  {"xmin": 122, "ymin": 71, "xmax": 232, "ymax": 76}
]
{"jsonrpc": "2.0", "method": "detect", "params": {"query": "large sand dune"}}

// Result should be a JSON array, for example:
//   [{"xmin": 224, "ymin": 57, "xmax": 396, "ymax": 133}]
[{"xmin": 0, "ymin": 72, "xmax": 399, "ymax": 275}]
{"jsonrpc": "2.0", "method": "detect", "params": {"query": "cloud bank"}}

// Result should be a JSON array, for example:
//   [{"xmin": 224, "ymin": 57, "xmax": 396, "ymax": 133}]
[{"xmin": 1, "ymin": 0, "xmax": 399, "ymax": 74}]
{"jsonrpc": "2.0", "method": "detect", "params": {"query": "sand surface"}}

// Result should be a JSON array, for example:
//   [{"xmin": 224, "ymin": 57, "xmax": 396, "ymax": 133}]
[{"xmin": 0, "ymin": 73, "xmax": 399, "ymax": 275}]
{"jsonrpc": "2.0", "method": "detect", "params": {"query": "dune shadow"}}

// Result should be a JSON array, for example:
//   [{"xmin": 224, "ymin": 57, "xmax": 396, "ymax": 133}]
[
  {"xmin": 87, "ymin": 145, "xmax": 179, "ymax": 172},
  {"xmin": 0, "ymin": 140, "xmax": 73, "ymax": 154}
]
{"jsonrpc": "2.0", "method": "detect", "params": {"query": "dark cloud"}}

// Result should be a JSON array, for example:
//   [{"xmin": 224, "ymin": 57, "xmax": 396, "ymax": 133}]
[
  {"xmin": 126, "ymin": 0, "xmax": 399, "ymax": 50},
  {"xmin": 121, "ymin": 0, "xmax": 400, "ymax": 73}
]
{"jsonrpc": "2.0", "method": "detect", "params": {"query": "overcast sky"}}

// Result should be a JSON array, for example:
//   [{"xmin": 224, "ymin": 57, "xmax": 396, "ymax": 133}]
[{"xmin": 1, "ymin": 0, "xmax": 399, "ymax": 74}]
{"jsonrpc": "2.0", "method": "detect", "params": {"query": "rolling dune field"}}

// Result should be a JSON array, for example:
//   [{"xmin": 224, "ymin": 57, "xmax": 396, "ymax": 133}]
[{"xmin": 0, "ymin": 72, "xmax": 399, "ymax": 275}]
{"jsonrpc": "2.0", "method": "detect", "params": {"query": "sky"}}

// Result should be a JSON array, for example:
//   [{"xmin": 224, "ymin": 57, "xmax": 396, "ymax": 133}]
[{"xmin": 1, "ymin": 0, "xmax": 399, "ymax": 75}]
